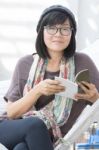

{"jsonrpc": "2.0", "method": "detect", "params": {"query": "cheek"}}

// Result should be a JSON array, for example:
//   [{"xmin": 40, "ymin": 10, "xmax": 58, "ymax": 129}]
[
  {"xmin": 43, "ymin": 31, "xmax": 51, "ymax": 46},
  {"xmin": 64, "ymin": 35, "xmax": 72, "ymax": 47}
]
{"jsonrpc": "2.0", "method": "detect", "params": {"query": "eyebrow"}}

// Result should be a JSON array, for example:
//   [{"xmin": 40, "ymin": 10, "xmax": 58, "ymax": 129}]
[
  {"xmin": 62, "ymin": 23, "xmax": 70, "ymax": 26},
  {"xmin": 53, "ymin": 23, "xmax": 70, "ymax": 27},
  {"xmin": 54, "ymin": 25, "xmax": 71, "ymax": 28}
]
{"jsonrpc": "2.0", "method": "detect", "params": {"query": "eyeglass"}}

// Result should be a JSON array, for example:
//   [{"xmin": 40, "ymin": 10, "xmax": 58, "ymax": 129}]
[{"xmin": 44, "ymin": 25, "xmax": 73, "ymax": 36}]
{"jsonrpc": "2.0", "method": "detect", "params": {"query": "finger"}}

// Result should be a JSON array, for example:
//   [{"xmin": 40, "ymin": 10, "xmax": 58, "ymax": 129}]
[
  {"xmin": 81, "ymin": 81, "xmax": 95, "ymax": 90},
  {"xmin": 75, "ymin": 91, "xmax": 95, "ymax": 100},
  {"xmin": 75, "ymin": 93, "xmax": 89, "ymax": 100},
  {"xmin": 81, "ymin": 81, "xmax": 90, "ymax": 86},
  {"xmin": 46, "ymin": 86, "xmax": 65, "ymax": 94},
  {"xmin": 46, "ymin": 79, "xmax": 60, "ymax": 85},
  {"xmin": 47, "ymin": 84, "xmax": 65, "ymax": 90},
  {"xmin": 78, "ymin": 82, "xmax": 89, "ymax": 93},
  {"xmin": 43, "ymin": 82, "xmax": 64, "ymax": 90},
  {"xmin": 45, "ymin": 85, "xmax": 65, "ymax": 94}
]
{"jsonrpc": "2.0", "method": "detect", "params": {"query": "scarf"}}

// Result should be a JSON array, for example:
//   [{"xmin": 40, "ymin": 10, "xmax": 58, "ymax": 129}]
[{"xmin": 23, "ymin": 54, "xmax": 75, "ymax": 142}]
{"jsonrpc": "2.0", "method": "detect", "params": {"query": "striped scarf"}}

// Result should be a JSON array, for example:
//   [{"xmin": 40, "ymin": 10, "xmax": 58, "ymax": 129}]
[{"xmin": 23, "ymin": 54, "xmax": 75, "ymax": 142}]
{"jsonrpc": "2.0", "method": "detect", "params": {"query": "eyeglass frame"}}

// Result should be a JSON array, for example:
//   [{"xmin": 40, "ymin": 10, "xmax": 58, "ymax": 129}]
[{"xmin": 44, "ymin": 25, "xmax": 73, "ymax": 36}]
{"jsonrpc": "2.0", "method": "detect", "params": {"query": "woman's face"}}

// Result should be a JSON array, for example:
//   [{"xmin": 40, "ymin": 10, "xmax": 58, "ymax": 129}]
[{"xmin": 43, "ymin": 19, "xmax": 72, "ymax": 54}]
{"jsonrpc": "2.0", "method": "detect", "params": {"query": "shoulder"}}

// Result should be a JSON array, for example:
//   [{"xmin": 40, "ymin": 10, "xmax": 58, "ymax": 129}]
[
  {"xmin": 74, "ymin": 51, "xmax": 98, "ymax": 76},
  {"xmin": 13, "ymin": 54, "xmax": 34, "ymax": 80},
  {"xmin": 74, "ymin": 52, "xmax": 96, "ymax": 68},
  {"xmin": 17, "ymin": 53, "xmax": 38, "ymax": 66},
  {"xmin": 15, "ymin": 54, "xmax": 35, "ymax": 72},
  {"xmin": 74, "ymin": 52, "xmax": 99, "ymax": 89},
  {"xmin": 74, "ymin": 52, "xmax": 92, "ymax": 61},
  {"xmin": 17, "ymin": 54, "xmax": 33, "ymax": 66}
]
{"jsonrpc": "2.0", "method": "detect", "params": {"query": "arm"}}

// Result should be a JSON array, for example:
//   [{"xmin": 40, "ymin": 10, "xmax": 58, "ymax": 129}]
[
  {"xmin": 75, "ymin": 53, "xmax": 99, "ymax": 103},
  {"xmin": 7, "ymin": 85, "xmax": 41, "ymax": 119},
  {"xmin": 6, "ymin": 73, "xmax": 64, "ymax": 119},
  {"xmin": 5, "ymin": 55, "xmax": 39, "ymax": 118}
]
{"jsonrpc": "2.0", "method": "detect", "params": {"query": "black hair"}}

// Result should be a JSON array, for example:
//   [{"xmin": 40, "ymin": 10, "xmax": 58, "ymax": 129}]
[{"xmin": 35, "ymin": 5, "xmax": 77, "ymax": 59}]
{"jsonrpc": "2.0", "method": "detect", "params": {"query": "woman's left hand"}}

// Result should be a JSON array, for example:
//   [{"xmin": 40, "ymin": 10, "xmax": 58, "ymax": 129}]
[{"xmin": 75, "ymin": 81, "xmax": 99, "ymax": 103}]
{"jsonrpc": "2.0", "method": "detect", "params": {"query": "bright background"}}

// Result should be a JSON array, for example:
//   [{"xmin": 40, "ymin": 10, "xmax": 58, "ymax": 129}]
[{"xmin": 0, "ymin": 0, "xmax": 99, "ymax": 80}]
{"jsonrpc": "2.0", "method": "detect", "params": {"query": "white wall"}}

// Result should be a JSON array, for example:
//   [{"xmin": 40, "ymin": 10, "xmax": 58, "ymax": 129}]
[{"xmin": 77, "ymin": 0, "xmax": 99, "ymax": 50}]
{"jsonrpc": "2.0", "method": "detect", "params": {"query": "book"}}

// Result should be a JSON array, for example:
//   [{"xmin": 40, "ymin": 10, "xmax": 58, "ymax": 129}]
[
  {"xmin": 75, "ymin": 69, "xmax": 90, "ymax": 93},
  {"xmin": 55, "ymin": 69, "xmax": 90, "ymax": 99},
  {"xmin": 55, "ymin": 77, "xmax": 78, "ymax": 100}
]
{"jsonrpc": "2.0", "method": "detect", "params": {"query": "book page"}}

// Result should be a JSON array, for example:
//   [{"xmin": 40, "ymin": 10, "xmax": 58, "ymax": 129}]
[
  {"xmin": 55, "ymin": 77, "xmax": 78, "ymax": 100},
  {"xmin": 75, "ymin": 69, "xmax": 90, "ymax": 93},
  {"xmin": 75, "ymin": 69, "xmax": 90, "ymax": 83}
]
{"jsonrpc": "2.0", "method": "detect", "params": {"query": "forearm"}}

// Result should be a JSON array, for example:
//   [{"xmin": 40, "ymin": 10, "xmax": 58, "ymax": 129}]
[{"xmin": 7, "ymin": 86, "xmax": 41, "ymax": 119}]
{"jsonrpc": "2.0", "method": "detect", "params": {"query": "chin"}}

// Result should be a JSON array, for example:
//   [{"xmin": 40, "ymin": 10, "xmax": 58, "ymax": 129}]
[{"xmin": 53, "ymin": 47, "xmax": 65, "ymax": 51}]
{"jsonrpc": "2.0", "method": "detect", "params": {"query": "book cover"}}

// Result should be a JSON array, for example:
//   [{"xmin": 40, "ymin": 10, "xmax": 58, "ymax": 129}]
[{"xmin": 75, "ymin": 69, "xmax": 90, "ymax": 93}]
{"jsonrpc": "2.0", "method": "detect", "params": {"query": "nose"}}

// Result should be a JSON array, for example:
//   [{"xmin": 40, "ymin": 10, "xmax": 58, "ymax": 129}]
[{"xmin": 55, "ymin": 28, "xmax": 61, "ymax": 36}]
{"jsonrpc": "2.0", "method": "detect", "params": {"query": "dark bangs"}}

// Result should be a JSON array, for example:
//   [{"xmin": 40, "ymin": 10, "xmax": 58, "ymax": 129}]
[{"xmin": 43, "ymin": 11, "xmax": 70, "ymax": 26}]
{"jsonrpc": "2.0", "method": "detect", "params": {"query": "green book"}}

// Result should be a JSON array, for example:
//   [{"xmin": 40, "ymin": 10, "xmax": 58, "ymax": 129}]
[{"xmin": 75, "ymin": 69, "xmax": 90, "ymax": 93}]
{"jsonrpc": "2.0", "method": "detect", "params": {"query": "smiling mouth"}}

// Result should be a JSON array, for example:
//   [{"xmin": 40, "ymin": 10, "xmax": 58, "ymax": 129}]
[{"xmin": 53, "ymin": 41, "xmax": 63, "ymax": 43}]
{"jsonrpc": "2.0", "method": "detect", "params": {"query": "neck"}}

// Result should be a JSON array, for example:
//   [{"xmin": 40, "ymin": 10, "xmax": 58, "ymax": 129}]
[
  {"xmin": 47, "ymin": 53, "xmax": 63, "ymax": 72},
  {"xmin": 48, "ymin": 52, "xmax": 63, "ymax": 63}
]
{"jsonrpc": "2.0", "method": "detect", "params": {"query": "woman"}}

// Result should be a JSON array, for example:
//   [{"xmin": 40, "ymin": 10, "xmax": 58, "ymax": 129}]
[{"xmin": 0, "ymin": 4, "xmax": 99, "ymax": 149}]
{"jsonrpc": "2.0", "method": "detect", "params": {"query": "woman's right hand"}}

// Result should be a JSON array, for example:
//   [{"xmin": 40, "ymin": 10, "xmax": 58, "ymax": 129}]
[{"xmin": 36, "ymin": 79, "xmax": 65, "ymax": 96}]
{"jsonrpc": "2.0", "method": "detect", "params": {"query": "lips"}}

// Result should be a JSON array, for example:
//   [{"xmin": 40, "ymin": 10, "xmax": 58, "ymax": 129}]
[{"xmin": 52, "ymin": 41, "xmax": 63, "ymax": 43}]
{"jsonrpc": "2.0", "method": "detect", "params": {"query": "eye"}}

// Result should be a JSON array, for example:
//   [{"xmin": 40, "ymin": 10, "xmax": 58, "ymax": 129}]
[
  {"xmin": 62, "ymin": 27, "xmax": 71, "ymax": 31},
  {"xmin": 48, "ymin": 26, "xmax": 56, "ymax": 30}
]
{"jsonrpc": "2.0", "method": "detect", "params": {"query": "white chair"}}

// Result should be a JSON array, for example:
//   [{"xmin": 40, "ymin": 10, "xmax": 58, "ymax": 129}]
[
  {"xmin": 0, "ymin": 80, "xmax": 10, "ymax": 115},
  {"xmin": 55, "ymin": 99, "xmax": 99, "ymax": 150},
  {"xmin": 0, "ymin": 143, "xmax": 8, "ymax": 150}
]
